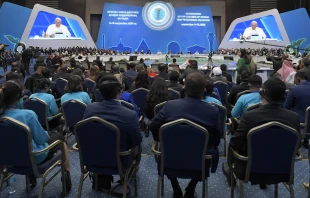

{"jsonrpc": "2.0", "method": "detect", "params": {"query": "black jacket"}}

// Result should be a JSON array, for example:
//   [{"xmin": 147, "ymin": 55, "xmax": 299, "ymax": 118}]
[
  {"xmin": 222, "ymin": 72, "xmax": 232, "ymax": 83},
  {"xmin": 167, "ymin": 81, "xmax": 183, "ymax": 95},
  {"xmin": 52, "ymin": 72, "xmax": 71, "ymax": 81},
  {"xmin": 179, "ymin": 67, "xmax": 204, "ymax": 84},
  {"xmin": 228, "ymin": 104, "xmax": 300, "ymax": 182}
]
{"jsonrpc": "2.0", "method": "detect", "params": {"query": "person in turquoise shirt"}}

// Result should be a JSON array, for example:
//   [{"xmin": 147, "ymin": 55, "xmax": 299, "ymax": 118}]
[
  {"xmin": 61, "ymin": 75, "xmax": 91, "ymax": 105},
  {"xmin": 203, "ymin": 80, "xmax": 222, "ymax": 105},
  {"xmin": 232, "ymin": 75, "xmax": 262, "ymax": 118},
  {"xmin": 29, "ymin": 78, "xmax": 59, "ymax": 118},
  {"xmin": 0, "ymin": 81, "xmax": 72, "ymax": 191}
]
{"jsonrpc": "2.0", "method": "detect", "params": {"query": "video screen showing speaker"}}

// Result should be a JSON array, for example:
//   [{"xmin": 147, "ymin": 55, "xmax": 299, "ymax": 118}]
[
  {"xmin": 229, "ymin": 15, "xmax": 283, "ymax": 42},
  {"xmin": 28, "ymin": 11, "xmax": 86, "ymax": 40}
]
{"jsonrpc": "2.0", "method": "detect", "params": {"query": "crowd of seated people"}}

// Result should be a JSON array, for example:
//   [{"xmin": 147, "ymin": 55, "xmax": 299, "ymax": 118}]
[{"xmin": 1, "ymin": 48, "xmax": 310, "ymax": 197}]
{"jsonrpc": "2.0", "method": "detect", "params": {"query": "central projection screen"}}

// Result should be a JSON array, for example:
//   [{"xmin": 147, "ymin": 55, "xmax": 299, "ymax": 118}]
[{"xmin": 96, "ymin": 2, "xmax": 218, "ymax": 54}]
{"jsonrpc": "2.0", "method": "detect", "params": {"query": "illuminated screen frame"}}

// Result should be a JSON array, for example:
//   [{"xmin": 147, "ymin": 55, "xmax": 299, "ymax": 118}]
[
  {"xmin": 21, "ymin": 4, "xmax": 95, "ymax": 48},
  {"xmin": 219, "ymin": 9, "xmax": 290, "ymax": 49}
]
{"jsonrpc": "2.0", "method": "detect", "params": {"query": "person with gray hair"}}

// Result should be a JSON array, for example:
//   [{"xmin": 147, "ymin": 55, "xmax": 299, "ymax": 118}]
[
  {"xmin": 46, "ymin": 17, "xmax": 71, "ymax": 38},
  {"xmin": 242, "ymin": 20, "xmax": 266, "ymax": 40}
]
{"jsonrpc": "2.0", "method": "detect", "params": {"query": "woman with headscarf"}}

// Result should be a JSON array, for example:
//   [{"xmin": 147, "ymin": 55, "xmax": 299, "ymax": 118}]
[{"xmin": 277, "ymin": 60, "xmax": 296, "ymax": 84}]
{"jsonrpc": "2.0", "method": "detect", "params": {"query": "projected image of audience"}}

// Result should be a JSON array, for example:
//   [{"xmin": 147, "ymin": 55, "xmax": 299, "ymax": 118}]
[
  {"xmin": 229, "ymin": 15, "xmax": 283, "ymax": 41},
  {"xmin": 28, "ymin": 11, "xmax": 86, "ymax": 40}
]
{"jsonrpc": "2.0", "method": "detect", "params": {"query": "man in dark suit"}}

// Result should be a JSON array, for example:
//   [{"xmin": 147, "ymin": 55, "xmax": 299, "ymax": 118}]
[
  {"xmin": 83, "ymin": 74, "xmax": 142, "ymax": 192},
  {"xmin": 285, "ymin": 71, "xmax": 310, "ymax": 148},
  {"xmin": 220, "ymin": 64, "xmax": 233, "ymax": 82},
  {"xmin": 52, "ymin": 65, "xmax": 71, "ymax": 80},
  {"xmin": 300, "ymin": 58, "xmax": 310, "ymax": 81},
  {"xmin": 179, "ymin": 60, "xmax": 204, "ymax": 84},
  {"xmin": 150, "ymin": 72, "xmax": 221, "ymax": 198},
  {"xmin": 156, "ymin": 63, "xmax": 169, "ymax": 80},
  {"xmin": 222, "ymin": 77, "xmax": 300, "ymax": 189},
  {"xmin": 123, "ymin": 62, "xmax": 138, "ymax": 77},
  {"xmin": 167, "ymin": 71, "xmax": 183, "ymax": 95},
  {"xmin": 227, "ymin": 71, "xmax": 250, "ymax": 105}
]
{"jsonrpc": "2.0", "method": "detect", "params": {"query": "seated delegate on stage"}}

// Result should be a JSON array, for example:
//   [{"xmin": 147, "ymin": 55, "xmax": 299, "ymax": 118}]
[
  {"xmin": 242, "ymin": 21, "xmax": 266, "ymax": 40},
  {"xmin": 45, "ymin": 18, "xmax": 71, "ymax": 38}
]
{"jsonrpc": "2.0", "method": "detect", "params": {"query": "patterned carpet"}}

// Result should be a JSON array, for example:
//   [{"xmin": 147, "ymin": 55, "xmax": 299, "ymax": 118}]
[{"xmin": 0, "ymin": 134, "xmax": 309, "ymax": 198}]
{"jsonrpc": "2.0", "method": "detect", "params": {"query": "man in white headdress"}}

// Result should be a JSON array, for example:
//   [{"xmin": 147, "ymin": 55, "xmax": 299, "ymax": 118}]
[
  {"xmin": 46, "ymin": 18, "xmax": 71, "ymax": 38},
  {"xmin": 243, "ymin": 21, "xmax": 266, "ymax": 40}
]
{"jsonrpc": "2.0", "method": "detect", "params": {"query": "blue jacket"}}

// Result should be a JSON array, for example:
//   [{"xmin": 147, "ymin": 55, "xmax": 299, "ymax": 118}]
[
  {"xmin": 29, "ymin": 92, "xmax": 59, "ymax": 118},
  {"xmin": 124, "ymin": 69, "xmax": 138, "ymax": 77},
  {"xmin": 231, "ymin": 91, "xmax": 261, "ymax": 118},
  {"xmin": 120, "ymin": 91, "xmax": 140, "ymax": 116},
  {"xmin": 83, "ymin": 100, "xmax": 142, "ymax": 151},
  {"xmin": 285, "ymin": 80, "xmax": 310, "ymax": 122}
]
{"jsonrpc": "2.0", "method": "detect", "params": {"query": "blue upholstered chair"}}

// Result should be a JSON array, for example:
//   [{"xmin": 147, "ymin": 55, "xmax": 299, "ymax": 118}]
[
  {"xmin": 120, "ymin": 100, "xmax": 135, "ymax": 111},
  {"xmin": 227, "ymin": 81, "xmax": 233, "ymax": 93},
  {"xmin": 210, "ymin": 92, "xmax": 220, "ymax": 100},
  {"xmin": 236, "ymin": 90, "xmax": 251, "ymax": 101},
  {"xmin": 0, "ymin": 117, "xmax": 67, "ymax": 197},
  {"xmin": 95, "ymin": 89, "xmax": 104, "ymax": 102},
  {"xmin": 62, "ymin": 99, "xmax": 86, "ymax": 149},
  {"xmin": 208, "ymin": 102, "xmax": 232, "ymax": 157},
  {"xmin": 246, "ymin": 103, "xmax": 262, "ymax": 112},
  {"xmin": 132, "ymin": 88, "xmax": 149, "ymax": 136},
  {"xmin": 74, "ymin": 117, "xmax": 138, "ymax": 198},
  {"xmin": 230, "ymin": 122, "xmax": 300, "ymax": 198},
  {"xmin": 124, "ymin": 76, "xmax": 134, "ymax": 91},
  {"xmin": 152, "ymin": 119, "xmax": 212, "ymax": 198},
  {"xmin": 168, "ymin": 88, "xmax": 181, "ymax": 100},
  {"xmin": 84, "ymin": 78, "xmax": 96, "ymax": 96},
  {"xmin": 154, "ymin": 101, "xmax": 166, "ymax": 116},
  {"xmin": 54, "ymin": 78, "xmax": 68, "ymax": 95},
  {"xmin": 213, "ymin": 81, "xmax": 228, "ymax": 105},
  {"xmin": 23, "ymin": 97, "xmax": 63, "ymax": 133}
]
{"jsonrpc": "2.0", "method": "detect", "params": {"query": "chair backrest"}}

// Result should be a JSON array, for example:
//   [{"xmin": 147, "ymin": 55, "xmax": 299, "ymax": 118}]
[
  {"xmin": 95, "ymin": 89, "xmax": 104, "ymax": 102},
  {"xmin": 23, "ymin": 97, "xmax": 49, "ymax": 129},
  {"xmin": 169, "ymin": 65, "xmax": 180, "ymax": 73},
  {"xmin": 62, "ymin": 99, "xmax": 87, "ymax": 128},
  {"xmin": 208, "ymin": 102, "xmax": 226, "ymax": 137},
  {"xmin": 75, "ymin": 117, "xmax": 125, "ymax": 176},
  {"xmin": 120, "ymin": 100, "xmax": 135, "ymax": 111},
  {"xmin": 303, "ymin": 106, "xmax": 310, "ymax": 138},
  {"xmin": 119, "ymin": 62, "xmax": 128, "ymax": 72},
  {"xmin": 105, "ymin": 62, "xmax": 113, "ymax": 71},
  {"xmin": 159, "ymin": 119, "xmax": 209, "ymax": 180},
  {"xmin": 227, "ymin": 81, "xmax": 233, "ymax": 92},
  {"xmin": 84, "ymin": 78, "xmax": 96, "ymax": 95},
  {"xmin": 236, "ymin": 90, "xmax": 251, "ymax": 101},
  {"xmin": 131, "ymin": 88, "xmax": 149, "ymax": 114},
  {"xmin": 210, "ymin": 92, "xmax": 220, "ymax": 100},
  {"xmin": 0, "ymin": 117, "xmax": 39, "ymax": 176},
  {"xmin": 168, "ymin": 88, "xmax": 181, "ymax": 100},
  {"xmin": 244, "ymin": 122, "xmax": 300, "ymax": 183},
  {"xmin": 246, "ymin": 103, "xmax": 262, "ymax": 112},
  {"xmin": 151, "ymin": 64, "xmax": 159, "ymax": 73},
  {"xmin": 154, "ymin": 101, "xmax": 166, "ymax": 115},
  {"xmin": 55, "ymin": 78, "xmax": 68, "ymax": 95},
  {"xmin": 213, "ymin": 81, "xmax": 228, "ymax": 104}
]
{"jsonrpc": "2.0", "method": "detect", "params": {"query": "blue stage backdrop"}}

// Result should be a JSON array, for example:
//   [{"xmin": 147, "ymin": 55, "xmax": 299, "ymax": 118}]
[
  {"xmin": 0, "ymin": 2, "xmax": 32, "ymax": 51},
  {"xmin": 28, "ymin": 11, "xmax": 86, "ymax": 40},
  {"xmin": 229, "ymin": 15, "xmax": 283, "ymax": 41},
  {"xmin": 96, "ymin": 2, "xmax": 218, "ymax": 53},
  {"xmin": 280, "ymin": 8, "xmax": 310, "ymax": 53}
]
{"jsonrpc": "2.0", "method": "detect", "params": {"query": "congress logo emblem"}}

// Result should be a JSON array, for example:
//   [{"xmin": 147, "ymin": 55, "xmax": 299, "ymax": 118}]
[{"xmin": 142, "ymin": 1, "xmax": 175, "ymax": 31}]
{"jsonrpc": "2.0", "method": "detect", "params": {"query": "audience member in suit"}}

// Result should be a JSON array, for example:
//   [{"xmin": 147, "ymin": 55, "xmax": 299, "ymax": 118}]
[
  {"xmin": 220, "ymin": 64, "xmax": 233, "ymax": 83},
  {"xmin": 300, "ymin": 58, "xmax": 310, "ymax": 81},
  {"xmin": 231, "ymin": 75, "xmax": 262, "ymax": 118},
  {"xmin": 25, "ymin": 66, "xmax": 45, "ymax": 93},
  {"xmin": 61, "ymin": 75, "xmax": 91, "ymax": 105},
  {"xmin": 167, "ymin": 71, "xmax": 183, "ymax": 95},
  {"xmin": 179, "ymin": 60, "xmax": 204, "ymax": 84},
  {"xmin": 52, "ymin": 65, "xmax": 71, "ymax": 81},
  {"xmin": 156, "ymin": 64, "xmax": 169, "ymax": 80},
  {"xmin": 223, "ymin": 77, "xmax": 300, "ymax": 189},
  {"xmin": 83, "ymin": 75, "xmax": 142, "ymax": 192},
  {"xmin": 124, "ymin": 62, "xmax": 138, "ymax": 77},
  {"xmin": 0, "ymin": 81, "xmax": 72, "ymax": 191},
  {"xmin": 169, "ymin": 58, "xmax": 179, "ymax": 67},
  {"xmin": 227, "ymin": 71, "xmax": 250, "ymax": 105},
  {"xmin": 150, "ymin": 72, "xmax": 221, "ymax": 198},
  {"xmin": 285, "ymin": 71, "xmax": 310, "ymax": 148},
  {"xmin": 210, "ymin": 67, "xmax": 227, "ymax": 83},
  {"xmin": 145, "ymin": 77, "xmax": 172, "ymax": 120},
  {"xmin": 203, "ymin": 80, "xmax": 222, "ymax": 105},
  {"xmin": 130, "ymin": 71, "xmax": 150, "ymax": 92}
]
